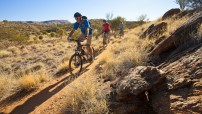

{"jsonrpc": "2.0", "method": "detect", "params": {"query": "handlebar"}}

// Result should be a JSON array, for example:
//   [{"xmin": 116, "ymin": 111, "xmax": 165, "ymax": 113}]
[
  {"xmin": 68, "ymin": 37, "xmax": 75, "ymax": 41},
  {"xmin": 68, "ymin": 37, "xmax": 83, "ymax": 47},
  {"xmin": 68, "ymin": 37, "xmax": 83, "ymax": 42}
]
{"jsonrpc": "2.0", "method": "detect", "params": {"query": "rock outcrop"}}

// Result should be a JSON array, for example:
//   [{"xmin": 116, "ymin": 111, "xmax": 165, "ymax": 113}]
[
  {"xmin": 175, "ymin": 7, "xmax": 202, "ymax": 19},
  {"xmin": 140, "ymin": 22, "xmax": 167, "ymax": 39},
  {"xmin": 149, "ymin": 11, "xmax": 202, "ymax": 57},
  {"xmin": 162, "ymin": 8, "xmax": 181, "ymax": 20},
  {"xmin": 108, "ymin": 66, "xmax": 165, "ymax": 114},
  {"xmin": 108, "ymin": 44, "xmax": 202, "ymax": 114},
  {"xmin": 150, "ymin": 44, "xmax": 202, "ymax": 114}
]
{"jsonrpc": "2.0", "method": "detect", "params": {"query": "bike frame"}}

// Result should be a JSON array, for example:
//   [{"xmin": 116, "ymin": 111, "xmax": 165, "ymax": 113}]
[
  {"xmin": 68, "ymin": 38, "xmax": 95, "ymax": 75},
  {"xmin": 73, "ymin": 40, "xmax": 88, "ymax": 58}
]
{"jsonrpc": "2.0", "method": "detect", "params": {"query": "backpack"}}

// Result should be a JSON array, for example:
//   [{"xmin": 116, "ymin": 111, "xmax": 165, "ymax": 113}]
[{"xmin": 82, "ymin": 16, "xmax": 93, "ymax": 30}]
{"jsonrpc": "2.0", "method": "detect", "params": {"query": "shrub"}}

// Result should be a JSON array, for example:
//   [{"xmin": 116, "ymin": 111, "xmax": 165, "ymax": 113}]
[
  {"xmin": 18, "ymin": 71, "xmax": 49, "ymax": 91},
  {"xmin": 0, "ymin": 28, "xmax": 29, "ymax": 42},
  {"xmin": 110, "ymin": 16, "xmax": 126, "ymax": 32},
  {"xmin": 56, "ymin": 61, "xmax": 69, "ymax": 75},
  {"xmin": 0, "ymin": 50, "xmax": 12, "ymax": 58},
  {"xmin": 50, "ymin": 32, "xmax": 55, "ymax": 37},
  {"xmin": 7, "ymin": 46, "xmax": 20, "ymax": 54},
  {"xmin": 57, "ymin": 29, "xmax": 65, "ymax": 38},
  {"xmin": 0, "ymin": 73, "xmax": 15, "ymax": 99},
  {"xmin": 3, "ymin": 20, "xmax": 8, "ymax": 22},
  {"xmin": 39, "ymin": 35, "xmax": 43, "ymax": 40},
  {"xmin": 68, "ymin": 77, "xmax": 109, "ymax": 114},
  {"xmin": 97, "ymin": 33, "xmax": 150, "ymax": 81}
]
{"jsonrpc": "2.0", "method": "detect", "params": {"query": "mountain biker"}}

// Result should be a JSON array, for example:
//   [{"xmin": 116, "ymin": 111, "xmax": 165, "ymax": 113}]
[
  {"xmin": 102, "ymin": 20, "xmax": 111, "ymax": 46},
  {"xmin": 96, "ymin": 20, "xmax": 111, "ymax": 47},
  {"xmin": 67, "ymin": 12, "xmax": 93, "ymax": 61},
  {"xmin": 119, "ymin": 21, "xmax": 124, "ymax": 37}
]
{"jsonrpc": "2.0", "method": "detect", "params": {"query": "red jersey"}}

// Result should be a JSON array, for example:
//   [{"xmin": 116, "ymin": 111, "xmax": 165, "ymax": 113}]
[{"xmin": 102, "ymin": 22, "xmax": 110, "ymax": 32}]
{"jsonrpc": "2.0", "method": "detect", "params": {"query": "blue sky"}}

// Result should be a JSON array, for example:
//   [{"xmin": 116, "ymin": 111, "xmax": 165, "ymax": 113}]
[{"xmin": 0, "ymin": 0, "xmax": 179, "ymax": 22}]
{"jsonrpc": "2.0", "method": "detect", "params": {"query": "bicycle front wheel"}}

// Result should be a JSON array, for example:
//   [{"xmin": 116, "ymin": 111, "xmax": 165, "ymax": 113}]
[
  {"xmin": 69, "ymin": 54, "xmax": 83, "ymax": 76},
  {"xmin": 92, "ymin": 47, "xmax": 96, "ymax": 58}
]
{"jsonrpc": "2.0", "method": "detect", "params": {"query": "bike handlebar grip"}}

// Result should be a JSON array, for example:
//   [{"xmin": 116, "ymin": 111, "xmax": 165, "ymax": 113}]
[{"xmin": 68, "ymin": 37, "xmax": 74, "ymax": 41}]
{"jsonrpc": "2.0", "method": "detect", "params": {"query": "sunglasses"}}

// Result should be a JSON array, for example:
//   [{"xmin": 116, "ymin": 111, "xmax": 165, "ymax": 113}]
[{"xmin": 75, "ymin": 17, "xmax": 80, "ymax": 20}]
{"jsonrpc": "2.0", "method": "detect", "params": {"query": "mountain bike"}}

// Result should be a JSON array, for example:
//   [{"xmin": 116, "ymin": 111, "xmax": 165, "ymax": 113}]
[
  {"xmin": 68, "ymin": 37, "xmax": 95, "ymax": 76},
  {"xmin": 96, "ymin": 31, "xmax": 110, "ymax": 48},
  {"xmin": 101, "ymin": 31, "xmax": 110, "ymax": 48},
  {"xmin": 119, "ymin": 29, "xmax": 124, "ymax": 38}
]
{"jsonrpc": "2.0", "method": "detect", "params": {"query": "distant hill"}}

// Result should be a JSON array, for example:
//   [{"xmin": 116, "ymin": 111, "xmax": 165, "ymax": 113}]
[{"xmin": 23, "ymin": 20, "xmax": 71, "ymax": 24}]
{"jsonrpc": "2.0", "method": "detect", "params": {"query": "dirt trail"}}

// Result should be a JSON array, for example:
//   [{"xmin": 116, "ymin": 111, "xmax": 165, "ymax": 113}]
[{"xmin": 0, "ymin": 38, "xmax": 120, "ymax": 114}]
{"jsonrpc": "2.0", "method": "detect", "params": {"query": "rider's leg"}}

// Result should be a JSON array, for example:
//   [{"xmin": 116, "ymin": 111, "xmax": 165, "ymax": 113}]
[
  {"xmin": 103, "ymin": 33, "xmax": 107, "ymax": 48},
  {"xmin": 121, "ymin": 29, "xmax": 124, "ymax": 37},
  {"xmin": 86, "ymin": 35, "xmax": 92, "ymax": 56},
  {"xmin": 86, "ymin": 35, "xmax": 93, "ymax": 62},
  {"xmin": 106, "ymin": 31, "xmax": 110, "ymax": 43}
]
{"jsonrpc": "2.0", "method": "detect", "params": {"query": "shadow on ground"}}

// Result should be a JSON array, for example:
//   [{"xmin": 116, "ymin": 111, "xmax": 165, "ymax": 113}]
[{"xmin": 8, "ymin": 74, "xmax": 73, "ymax": 114}]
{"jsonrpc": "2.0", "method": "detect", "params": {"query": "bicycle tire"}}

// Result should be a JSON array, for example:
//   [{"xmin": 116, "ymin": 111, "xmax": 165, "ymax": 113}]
[
  {"xmin": 92, "ymin": 47, "xmax": 96, "ymax": 58},
  {"xmin": 69, "ymin": 54, "xmax": 83, "ymax": 76}
]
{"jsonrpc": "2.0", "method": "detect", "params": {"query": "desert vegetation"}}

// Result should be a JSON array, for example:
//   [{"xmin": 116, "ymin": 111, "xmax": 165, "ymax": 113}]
[
  {"xmin": 0, "ymin": 4, "xmax": 202, "ymax": 113},
  {"xmin": 68, "ymin": 75, "xmax": 109, "ymax": 114},
  {"xmin": 66, "ymin": 8, "xmax": 202, "ymax": 113}
]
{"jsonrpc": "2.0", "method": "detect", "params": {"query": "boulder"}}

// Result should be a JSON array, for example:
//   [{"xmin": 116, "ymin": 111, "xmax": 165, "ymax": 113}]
[
  {"xmin": 162, "ymin": 8, "xmax": 181, "ymax": 20},
  {"xmin": 108, "ymin": 66, "xmax": 165, "ymax": 114},
  {"xmin": 115, "ymin": 66, "xmax": 165, "ymax": 100}
]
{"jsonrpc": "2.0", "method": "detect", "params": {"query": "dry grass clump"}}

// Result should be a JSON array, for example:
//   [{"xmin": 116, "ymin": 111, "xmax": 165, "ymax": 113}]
[
  {"xmin": 165, "ymin": 16, "xmax": 189, "ymax": 36},
  {"xmin": 7, "ymin": 46, "xmax": 21, "ymax": 55},
  {"xmin": 0, "ymin": 73, "xmax": 15, "ymax": 99},
  {"xmin": 0, "ymin": 50, "xmax": 12, "ymax": 58},
  {"xmin": 68, "ymin": 76, "xmax": 109, "ymax": 114},
  {"xmin": 18, "ymin": 71, "xmax": 49, "ymax": 91},
  {"xmin": 92, "ymin": 37, "xmax": 103, "ymax": 50},
  {"xmin": 56, "ymin": 61, "xmax": 69, "ymax": 74},
  {"xmin": 97, "ymin": 34, "xmax": 152, "ymax": 80}
]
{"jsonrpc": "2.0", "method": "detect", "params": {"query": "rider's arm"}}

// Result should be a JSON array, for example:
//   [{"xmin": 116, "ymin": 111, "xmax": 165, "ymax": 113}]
[
  {"xmin": 85, "ymin": 27, "xmax": 89, "ymax": 38},
  {"xmin": 67, "ymin": 22, "xmax": 78, "ymax": 40},
  {"xmin": 83, "ymin": 20, "xmax": 90, "ymax": 38},
  {"xmin": 67, "ymin": 29, "xmax": 75, "ymax": 40}
]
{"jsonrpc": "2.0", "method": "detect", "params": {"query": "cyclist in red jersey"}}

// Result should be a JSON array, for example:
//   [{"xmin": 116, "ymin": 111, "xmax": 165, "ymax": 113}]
[{"xmin": 96, "ymin": 20, "xmax": 111, "ymax": 47}]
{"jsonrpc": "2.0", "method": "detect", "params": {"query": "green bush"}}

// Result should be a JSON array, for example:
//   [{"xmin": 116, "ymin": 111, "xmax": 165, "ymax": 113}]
[
  {"xmin": 110, "ymin": 16, "xmax": 126, "ymax": 32},
  {"xmin": 39, "ymin": 35, "xmax": 43, "ymax": 40},
  {"xmin": 0, "ymin": 28, "xmax": 29, "ymax": 42},
  {"xmin": 57, "ymin": 29, "xmax": 65, "ymax": 38},
  {"xmin": 50, "ymin": 32, "xmax": 55, "ymax": 37},
  {"xmin": 33, "ymin": 37, "xmax": 38, "ymax": 41},
  {"xmin": 3, "ymin": 20, "xmax": 8, "ymax": 22}
]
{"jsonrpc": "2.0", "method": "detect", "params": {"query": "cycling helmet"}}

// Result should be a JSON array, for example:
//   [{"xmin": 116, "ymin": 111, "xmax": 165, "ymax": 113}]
[
  {"xmin": 103, "ymin": 19, "xmax": 106, "ymax": 22},
  {"xmin": 74, "ymin": 12, "xmax": 82, "ymax": 17}
]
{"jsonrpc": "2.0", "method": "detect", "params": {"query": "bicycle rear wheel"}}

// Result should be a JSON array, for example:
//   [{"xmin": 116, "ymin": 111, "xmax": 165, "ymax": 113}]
[{"xmin": 69, "ymin": 54, "xmax": 82, "ymax": 76}]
